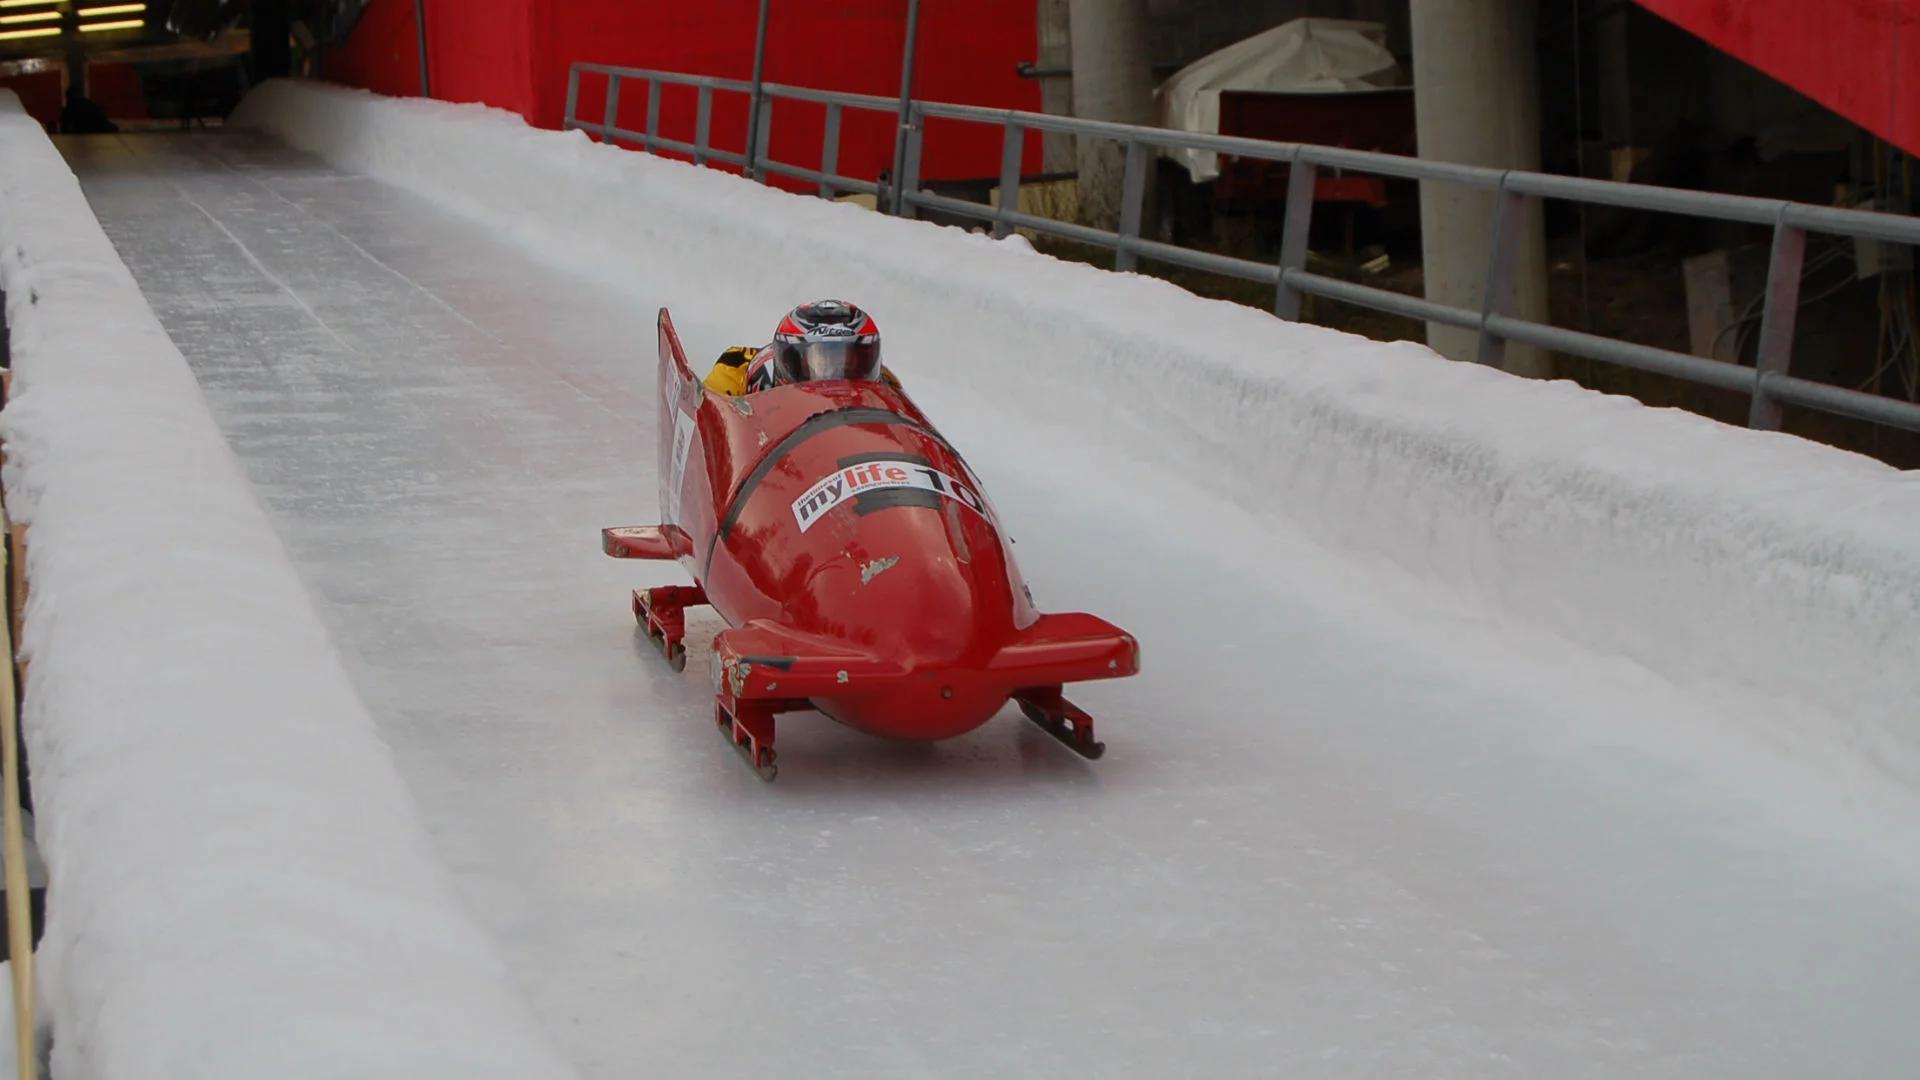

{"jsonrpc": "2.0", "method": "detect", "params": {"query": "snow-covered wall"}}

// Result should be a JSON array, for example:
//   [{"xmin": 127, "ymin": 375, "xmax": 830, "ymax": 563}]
[
  {"xmin": 0, "ymin": 92, "xmax": 575, "ymax": 1078},
  {"xmin": 236, "ymin": 79, "xmax": 1920, "ymax": 788}
]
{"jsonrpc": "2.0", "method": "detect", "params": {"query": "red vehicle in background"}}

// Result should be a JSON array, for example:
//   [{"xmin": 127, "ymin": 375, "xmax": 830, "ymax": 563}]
[{"xmin": 603, "ymin": 309, "xmax": 1137, "ymax": 779}]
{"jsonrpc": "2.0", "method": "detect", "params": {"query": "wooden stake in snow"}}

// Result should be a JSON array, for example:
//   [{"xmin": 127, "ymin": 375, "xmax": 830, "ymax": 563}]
[{"xmin": 0, "ymin": 495, "xmax": 33, "ymax": 1080}]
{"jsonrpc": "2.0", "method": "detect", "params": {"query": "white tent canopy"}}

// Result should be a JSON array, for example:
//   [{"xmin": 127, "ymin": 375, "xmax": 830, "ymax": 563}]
[{"xmin": 1156, "ymin": 18, "xmax": 1405, "ymax": 183}]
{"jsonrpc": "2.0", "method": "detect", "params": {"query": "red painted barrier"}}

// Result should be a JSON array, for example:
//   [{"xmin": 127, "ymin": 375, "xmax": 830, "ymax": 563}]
[
  {"xmin": 88, "ymin": 63, "xmax": 150, "ymax": 120},
  {"xmin": 325, "ymin": 0, "xmax": 537, "ymax": 112},
  {"xmin": 325, "ymin": 0, "xmax": 1041, "ymax": 183},
  {"xmin": 1636, "ymin": 0, "xmax": 1919, "ymax": 155},
  {"xmin": 0, "ymin": 71, "xmax": 62, "ymax": 132}
]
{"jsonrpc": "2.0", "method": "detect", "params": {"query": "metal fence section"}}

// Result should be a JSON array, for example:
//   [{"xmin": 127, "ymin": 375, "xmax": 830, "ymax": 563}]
[
  {"xmin": 564, "ymin": 64, "xmax": 898, "ymax": 198},
  {"xmin": 562, "ymin": 62, "xmax": 1920, "ymax": 435}
]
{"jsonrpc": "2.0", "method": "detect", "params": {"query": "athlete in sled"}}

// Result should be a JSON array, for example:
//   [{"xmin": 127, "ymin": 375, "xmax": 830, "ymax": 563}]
[{"xmin": 701, "ymin": 299, "xmax": 888, "ymax": 396}]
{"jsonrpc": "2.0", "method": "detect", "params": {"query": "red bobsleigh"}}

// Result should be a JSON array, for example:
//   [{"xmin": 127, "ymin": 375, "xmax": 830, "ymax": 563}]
[{"xmin": 602, "ymin": 309, "xmax": 1139, "ymax": 779}]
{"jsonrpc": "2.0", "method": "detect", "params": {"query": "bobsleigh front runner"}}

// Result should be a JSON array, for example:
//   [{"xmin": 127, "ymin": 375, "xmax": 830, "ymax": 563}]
[{"xmin": 603, "ymin": 309, "xmax": 1138, "ymax": 779}]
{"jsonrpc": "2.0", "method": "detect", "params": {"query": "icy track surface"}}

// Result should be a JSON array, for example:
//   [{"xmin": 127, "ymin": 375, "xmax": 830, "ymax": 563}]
[{"xmin": 63, "ymin": 131, "xmax": 1920, "ymax": 1078}]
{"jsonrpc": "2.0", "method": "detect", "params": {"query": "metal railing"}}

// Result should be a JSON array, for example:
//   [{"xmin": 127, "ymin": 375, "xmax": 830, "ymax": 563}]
[
  {"xmin": 565, "ymin": 64, "xmax": 895, "ymax": 199},
  {"xmin": 562, "ymin": 62, "xmax": 1920, "ymax": 435}
]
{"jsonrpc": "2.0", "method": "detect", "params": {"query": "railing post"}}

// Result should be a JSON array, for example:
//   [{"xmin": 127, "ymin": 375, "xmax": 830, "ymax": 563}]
[
  {"xmin": 1273, "ymin": 148, "xmax": 1318, "ymax": 320},
  {"xmin": 643, "ymin": 78, "xmax": 660, "ymax": 153},
  {"xmin": 694, "ymin": 84, "xmax": 713, "ymax": 166},
  {"xmin": 994, "ymin": 122, "xmax": 1024, "ymax": 239},
  {"xmin": 754, "ymin": 100, "xmax": 774, "ymax": 185},
  {"xmin": 1115, "ymin": 140, "xmax": 1149, "ymax": 271},
  {"xmin": 563, "ymin": 67, "xmax": 581, "ymax": 131},
  {"xmin": 745, "ymin": 0, "xmax": 770, "ymax": 179},
  {"xmin": 889, "ymin": 0, "xmax": 924, "ymax": 213},
  {"xmin": 413, "ymin": 0, "xmax": 431, "ymax": 98},
  {"xmin": 819, "ymin": 103, "xmax": 843, "ymax": 198},
  {"xmin": 603, "ymin": 73, "xmax": 622, "ymax": 143},
  {"xmin": 1749, "ymin": 214, "xmax": 1807, "ymax": 430},
  {"xmin": 895, "ymin": 102, "xmax": 925, "ymax": 219},
  {"xmin": 1476, "ymin": 173, "xmax": 1525, "ymax": 368}
]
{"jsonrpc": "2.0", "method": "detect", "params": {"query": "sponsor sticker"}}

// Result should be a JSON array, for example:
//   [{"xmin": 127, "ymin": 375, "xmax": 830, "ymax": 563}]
[
  {"xmin": 791, "ymin": 459, "xmax": 992, "ymax": 533},
  {"xmin": 663, "ymin": 402, "xmax": 696, "ymax": 523}
]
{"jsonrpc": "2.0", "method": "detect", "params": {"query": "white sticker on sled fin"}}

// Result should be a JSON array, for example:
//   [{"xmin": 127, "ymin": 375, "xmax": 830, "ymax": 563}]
[{"xmin": 665, "ymin": 405, "xmax": 696, "ymax": 521}]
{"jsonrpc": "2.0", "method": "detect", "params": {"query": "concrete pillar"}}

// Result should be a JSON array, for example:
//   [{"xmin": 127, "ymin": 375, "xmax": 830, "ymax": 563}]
[
  {"xmin": 1595, "ymin": 3, "xmax": 1634, "ymax": 150},
  {"xmin": 1410, "ymin": 0, "xmax": 1553, "ymax": 378},
  {"xmin": 1037, "ymin": 0, "xmax": 1075, "ymax": 174},
  {"xmin": 64, "ymin": 46, "xmax": 86, "ymax": 97},
  {"xmin": 1066, "ymin": 0, "xmax": 1153, "ymax": 230}
]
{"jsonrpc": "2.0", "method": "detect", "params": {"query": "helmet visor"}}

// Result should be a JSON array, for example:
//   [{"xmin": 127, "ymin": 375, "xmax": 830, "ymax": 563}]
[{"xmin": 773, "ymin": 337, "xmax": 882, "ymax": 382}]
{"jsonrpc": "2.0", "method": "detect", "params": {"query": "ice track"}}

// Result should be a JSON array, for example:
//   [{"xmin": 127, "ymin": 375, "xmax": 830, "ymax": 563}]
[{"xmin": 60, "ymin": 131, "xmax": 1920, "ymax": 1078}]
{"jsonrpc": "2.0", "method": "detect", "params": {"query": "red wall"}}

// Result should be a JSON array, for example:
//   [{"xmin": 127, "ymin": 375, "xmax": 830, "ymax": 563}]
[
  {"xmin": 327, "ymin": 0, "xmax": 537, "ymax": 117},
  {"xmin": 89, "ymin": 62, "xmax": 151, "ymax": 120},
  {"xmin": 324, "ymin": 0, "xmax": 1041, "ymax": 184},
  {"xmin": 0, "ymin": 66, "xmax": 144, "ymax": 131},
  {"xmin": 1, "ymin": 71, "xmax": 62, "ymax": 131},
  {"xmin": 325, "ymin": 0, "xmax": 429, "ymax": 101},
  {"xmin": 1636, "ymin": 0, "xmax": 1919, "ymax": 155}
]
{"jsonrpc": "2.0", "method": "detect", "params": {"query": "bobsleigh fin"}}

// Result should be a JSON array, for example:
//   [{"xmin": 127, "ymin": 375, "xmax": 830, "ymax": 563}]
[
  {"xmin": 990, "ymin": 612, "xmax": 1140, "ymax": 687},
  {"xmin": 602, "ymin": 524, "xmax": 693, "ymax": 560},
  {"xmin": 712, "ymin": 620, "xmax": 907, "ymax": 700}
]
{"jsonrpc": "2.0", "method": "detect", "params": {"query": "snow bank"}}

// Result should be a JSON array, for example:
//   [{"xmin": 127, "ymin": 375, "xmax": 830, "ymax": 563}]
[
  {"xmin": 0, "ymin": 92, "xmax": 574, "ymax": 1078},
  {"xmin": 233, "ymin": 81, "xmax": 1920, "ymax": 784}
]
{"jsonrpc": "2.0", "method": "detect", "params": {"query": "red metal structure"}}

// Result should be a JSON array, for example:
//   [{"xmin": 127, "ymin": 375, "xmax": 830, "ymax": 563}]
[
  {"xmin": 603, "ymin": 310, "xmax": 1138, "ymax": 779},
  {"xmin": 1636, "ymin": 0, "xmax": 1919, "ymax": 156}
]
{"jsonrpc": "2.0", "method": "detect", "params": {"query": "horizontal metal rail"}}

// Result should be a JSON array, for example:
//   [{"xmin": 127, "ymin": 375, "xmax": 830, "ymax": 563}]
[
  {"xmin": 1282, "ymin": 271, "xmax": 1488, "ymax": 332},
  {"xmin": 759, "ymin": 160, "xmax": 881, "ymax": 197},
  {"xmin": 570, "ymin": 63, "xmax": 750, "ymax": 93},
  {"xmin": 563, "ymin": 65, "xmax": 897, "ymax": 199},
  {"xmin": 760, "ymin": 81, "xmax": 900, "ymax": 112},
  {"xmin": 912, "ymin": 191, "xmax": 1118, "ymax": 249},
  {"xmin": 914, "ymin": 100, "xmax": 1920, "ymax": 244},
  {"xmin": 1764, "ymin": 371, "xmax": 1920, "ymax": 429},
  {"xmin": 1485, "ymin": 314, "xmax": 1761, "ymax": 393},
  {"xmin": 564, "ymin": 61, "xmax": 1920, "ymax": 436},
  {"xmin": 574, "ymin": 116, "xmax": 749, "ymax": 167}
]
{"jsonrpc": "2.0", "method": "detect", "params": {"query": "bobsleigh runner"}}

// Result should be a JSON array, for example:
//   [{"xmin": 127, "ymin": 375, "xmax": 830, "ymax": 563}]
[{"xmin": 602, "ymin": 309, "xmax": 1139, "ymax": 780}]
